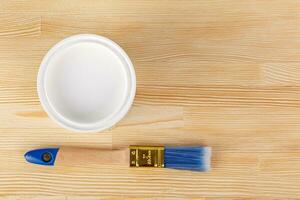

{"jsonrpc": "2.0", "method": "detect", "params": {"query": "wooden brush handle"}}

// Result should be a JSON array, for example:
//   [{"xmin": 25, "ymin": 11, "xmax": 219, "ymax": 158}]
[
  {"xmin": 24, "ymin": 147, "xmax": 129, "ymax": 167},
  {"xmin": 55, "ymin": 147, "xmax": 129, "ymax": 167}
]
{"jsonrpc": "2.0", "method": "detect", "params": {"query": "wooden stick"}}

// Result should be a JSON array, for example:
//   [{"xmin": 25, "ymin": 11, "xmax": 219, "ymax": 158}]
[{"xmin": 55, "ymin": 147, "xmax": 129, "ymax": 167}]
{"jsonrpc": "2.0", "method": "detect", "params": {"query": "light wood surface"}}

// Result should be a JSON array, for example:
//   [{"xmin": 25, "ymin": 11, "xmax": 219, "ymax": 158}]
[
  {"xmin": 1, "ymin": 0, "xmax": 300, "ymax": 199},
  {"xmin": 55, "ymin": 147, "xmax": 129, "ymax": 167}
]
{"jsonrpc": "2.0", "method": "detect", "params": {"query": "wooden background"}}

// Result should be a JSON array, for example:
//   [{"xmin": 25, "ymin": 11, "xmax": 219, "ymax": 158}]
[{"xmin": 0, "ymin": 0, "xmax": 300, "ymax": 199}]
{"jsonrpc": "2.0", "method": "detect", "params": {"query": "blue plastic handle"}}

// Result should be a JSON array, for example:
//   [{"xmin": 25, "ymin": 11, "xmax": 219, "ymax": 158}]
[{"xmin": 24, "ymin": 148, "xmax": 59, "ymax": 166}]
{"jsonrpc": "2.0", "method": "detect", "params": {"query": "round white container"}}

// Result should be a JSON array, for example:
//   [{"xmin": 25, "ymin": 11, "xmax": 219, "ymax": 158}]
[{"xmin": 37, "ymin": 34, "xmax": 136, "ymax": 132}]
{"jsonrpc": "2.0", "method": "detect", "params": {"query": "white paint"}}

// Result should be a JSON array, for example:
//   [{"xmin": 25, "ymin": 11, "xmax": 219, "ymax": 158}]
[{"xmin": 38, "ymin": 34, "xmax": 136, "ymax": 132}]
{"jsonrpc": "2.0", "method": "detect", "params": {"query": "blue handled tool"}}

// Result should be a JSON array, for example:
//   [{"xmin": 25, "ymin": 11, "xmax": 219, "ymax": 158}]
[{"xmin": 25, "ymin": 146, "xmax": 211, "ymax": 172}]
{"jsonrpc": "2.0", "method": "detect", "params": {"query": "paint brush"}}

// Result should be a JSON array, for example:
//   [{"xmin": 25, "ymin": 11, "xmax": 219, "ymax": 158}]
[{"xmin": 24, "ymin": 146, "xmax": 211, "ymax": 172}]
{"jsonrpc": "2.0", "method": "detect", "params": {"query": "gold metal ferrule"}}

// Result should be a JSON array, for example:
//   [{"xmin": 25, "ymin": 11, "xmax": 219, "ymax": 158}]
[{"xmin": 129, "ymin": 146, "xmax": 165, "ymax": 168}]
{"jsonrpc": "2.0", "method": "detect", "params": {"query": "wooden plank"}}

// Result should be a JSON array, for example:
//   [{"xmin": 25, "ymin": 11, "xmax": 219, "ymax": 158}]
[
  {"xmin": 262, "ymin": 63, "xmax": 300, "ymax": 85},
  {"xmin": 0, "ymin": 197, "xmax": 66, "ymax": 200},
  {"xmin": 136, "ymin": 85, "xmax": 300, "ymax": 107},
  {"xmin": 0, "ymin": 1, "xmax": 299, "ymax": 18},
  {"xmin": 0, "ymin": 14, "xmax": 40, "ymax": 37}
]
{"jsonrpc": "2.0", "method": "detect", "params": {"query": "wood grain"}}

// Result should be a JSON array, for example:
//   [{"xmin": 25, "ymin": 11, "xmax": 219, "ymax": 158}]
[
  {"xmin": 55, "ymin": 147, "xmax": 129, "ymax": 167},
  {"xmin": 0, "ymin": 14, "xmax": 40, "ymax": 37},
  {"xmin": 0, "ymin": 0, "xmax": 300, "ymax": 199}
]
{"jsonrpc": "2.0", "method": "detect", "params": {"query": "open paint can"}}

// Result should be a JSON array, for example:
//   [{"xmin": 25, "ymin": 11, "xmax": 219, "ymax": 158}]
[{"xmin": 37, "ymin": 34, "xmax": 136, "ymax": 132}]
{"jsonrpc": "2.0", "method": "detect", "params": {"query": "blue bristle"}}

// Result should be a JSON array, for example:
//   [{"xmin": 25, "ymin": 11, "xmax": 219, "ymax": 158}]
[{"xmin": 164, "ymin": 146, "xmax": 211, "ymax": 171}]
